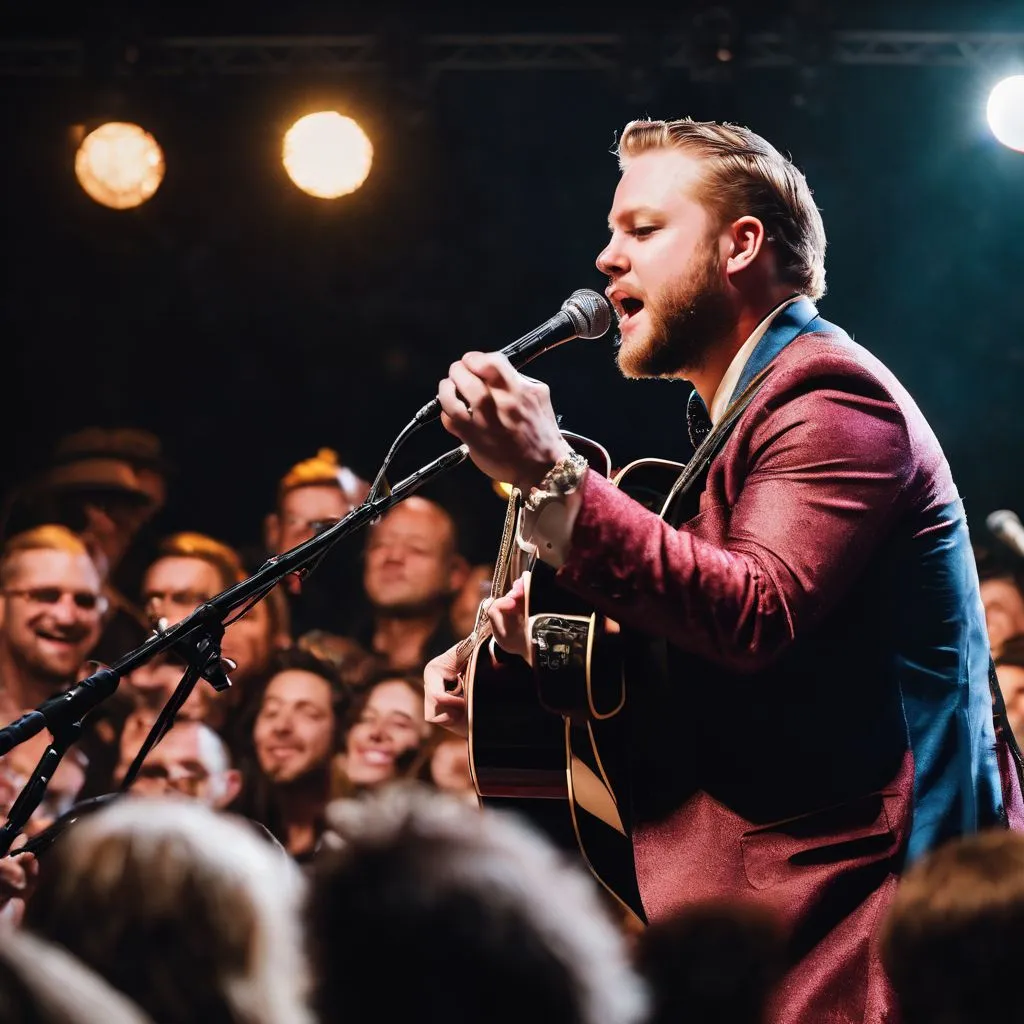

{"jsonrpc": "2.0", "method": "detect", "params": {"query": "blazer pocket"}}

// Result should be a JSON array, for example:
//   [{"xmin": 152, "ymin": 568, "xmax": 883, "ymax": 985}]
[{"xmin": 740, "ymin": 793, "xmax": 896, "ymax": 891}]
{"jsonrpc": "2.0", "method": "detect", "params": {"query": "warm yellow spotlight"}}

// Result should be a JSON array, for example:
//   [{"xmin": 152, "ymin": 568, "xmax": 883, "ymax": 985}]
[
  {"xmin": 987, "ymin": 75, "xmax": 1024, "ymax": 153},
  {"xmin": 493, "ymin": 480, "xmax": 515, "ymax": 500},
  {"xmin": 282, "ymin": 111, "xmax": 373, "ymax": 198},
  {"xmin": 74, "ymin": 122, "xmax": 165, "ymax": 210}
]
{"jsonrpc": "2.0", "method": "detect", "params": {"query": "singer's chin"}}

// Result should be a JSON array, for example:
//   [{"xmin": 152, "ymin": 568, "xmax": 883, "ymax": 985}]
[{"xmin": 616, "ymin": 329, "xmax": 672, "ymax": 380}]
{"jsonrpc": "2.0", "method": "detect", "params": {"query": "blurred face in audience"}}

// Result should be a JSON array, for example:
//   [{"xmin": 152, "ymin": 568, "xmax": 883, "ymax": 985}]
[
  {"xmin": 273, "ymin": 484, "xmax": 353, "ymax": 553},
  {"xmin": 996, "ymin": 662, "xmax": 1024, "ymax": 746},
  {"xmin": 343, "ymin": 678, "xmax": 430, "ymax": 788},
  {"xmin": 141, "ymin": 555, "xmax": 222, "ymax": 627},
  {"xmin": 363, "ymin": 499, "xmax": 463, "ymax": 616},
  {"xmin": 116, "ymin": 720, "xmax": 241, "ymax": 809},
  {"xmin": 125, "ymin": 652, "xmax": 207, "ymax": 717},
  {"xmin": 0, "ymin": 734, "xmax": 87, "ymax": 833},
  {"xmin": 0, "ymin": 548, "xmax": 105, "ymax": 685},
  {"xmin": 222, "ymin": 596, "xmax": 275, "ymax": 685},
  {"xmin": 450, "ymin": 563, "xmax": 493, "ymax": 638},
  {"xmin": 980, "ymin": 576, "xmax": 1024, "ymax": 656},
  {"xmin": 429, "ymin": 734, "xmax": 476, "ymax": 800},
  {"xmin": 254, "ymin": 669, "xmax": 335, "ymax": 783}
]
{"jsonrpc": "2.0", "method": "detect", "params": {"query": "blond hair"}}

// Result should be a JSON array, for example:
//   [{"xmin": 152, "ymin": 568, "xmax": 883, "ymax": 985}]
[
  {"xmin": 0, "ymin": 929, "xmax": 152, "ymax": 1024},
  {"xmin": 154, "ymin": 532, "xmax": 247, "ymax": 590},
  {"xmin": 24, "ymin": 797, "xmax": 312, "ymax": 1024},
  {"xmin": 617, "ymin": 118, "xmax": 826, "ymax": 299},
  {"xmin": 277, "ymin": 448, "xmax": 368, "ymax": 507},
  {"xmin": 0, "ymin": 524, "xmax": 92, "ymax": 586}
]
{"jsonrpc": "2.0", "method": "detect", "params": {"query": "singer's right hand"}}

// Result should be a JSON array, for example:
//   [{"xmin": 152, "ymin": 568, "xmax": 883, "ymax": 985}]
[
  {"xmin": 424, "ymin": 642, "xmax": 469, "ymax": 738},
  {"xmin": 437, "ymin": 352, "xmax": 571, "ymax": 494}
]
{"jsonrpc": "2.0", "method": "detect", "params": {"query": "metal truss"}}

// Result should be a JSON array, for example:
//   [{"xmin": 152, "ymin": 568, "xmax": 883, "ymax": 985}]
[{"xmin": 2, "ymin": 31, "xmax": 1023, "ymax": 78}]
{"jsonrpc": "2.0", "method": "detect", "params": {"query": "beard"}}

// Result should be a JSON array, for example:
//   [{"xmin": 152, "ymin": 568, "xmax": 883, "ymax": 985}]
[{"xmin": 616, "ymin": 234, "xmax": 738, "ymax": 379}]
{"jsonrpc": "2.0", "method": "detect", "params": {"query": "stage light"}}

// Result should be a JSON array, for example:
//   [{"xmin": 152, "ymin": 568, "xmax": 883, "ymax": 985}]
[
  {"xmin": 986, "ymin": 75, "xmax": 1024, "ymax": 152},
  {"xmin": 282, "ymin": 111, "xmax": 373, "ymax": 198},
  {"xmin": 74, "ymin": 121, "xmax": 165, "ymax": 210}
]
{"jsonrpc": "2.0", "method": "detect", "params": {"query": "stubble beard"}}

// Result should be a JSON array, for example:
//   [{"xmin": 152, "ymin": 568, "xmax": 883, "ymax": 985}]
[{"xmin": 616, "ymin": 236, "xmax": 738, "ymax": 380}]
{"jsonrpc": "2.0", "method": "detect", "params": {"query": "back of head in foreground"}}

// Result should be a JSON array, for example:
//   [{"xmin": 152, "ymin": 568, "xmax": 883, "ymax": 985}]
[
  {"xmin": 879, "ymin": 828, "xmax": 1024, "ymax": 1024},
  {"xmin": 632, "ymin": 896, "xmax": 787, "ymax": 1024},
  {"xmin": 22, "ymin": 796, "xmax": 312, "ymax": 1024},
  {"xmin": 0, "ymin": 928, "xmax": 152, "ymax": 1024},
  {"xmin": 309, "ymin": 782, "xmax": 648, "ymax": 1024}
]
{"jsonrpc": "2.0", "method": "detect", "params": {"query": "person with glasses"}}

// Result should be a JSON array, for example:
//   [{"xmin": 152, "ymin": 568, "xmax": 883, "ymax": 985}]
[
  {"xmin": 254, "ymin": 447, "xmax": 370, "ymax": 640},
  {"xmin": 137, "ymin": 531, "xmax": 290, "ymax": 752},
  {"xmin": 0, "ymin": 523, "xmax": 106, "ymax": 836},
  {"xmin": 113, "ymin": 717, "xmax": 242, "ymax": 810},
  {"xmin": 0, "ymin": 524, "xmax": 107, "ymax": 717}
]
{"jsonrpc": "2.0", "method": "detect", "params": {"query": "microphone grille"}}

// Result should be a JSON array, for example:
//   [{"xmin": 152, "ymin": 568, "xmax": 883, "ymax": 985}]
[{"xmin": 562, "ymin": 288, "xmax": 613, "ymax": 340}]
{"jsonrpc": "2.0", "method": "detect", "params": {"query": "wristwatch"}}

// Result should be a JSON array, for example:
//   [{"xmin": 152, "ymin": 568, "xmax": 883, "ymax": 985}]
[{"xmin": 524, "ymin": 450, "xmax": 589, "ymax": 512}]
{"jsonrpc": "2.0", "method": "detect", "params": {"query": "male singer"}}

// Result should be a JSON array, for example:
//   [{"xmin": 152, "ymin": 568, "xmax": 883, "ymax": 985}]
[{"xmin": 423, "ymin": 118, "xmax": 1020, "ymax": 1023}]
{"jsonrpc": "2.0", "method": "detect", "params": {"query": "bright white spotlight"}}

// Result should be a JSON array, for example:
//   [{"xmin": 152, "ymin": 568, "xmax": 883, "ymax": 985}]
[
  {"xmin": 74, "ymin": 122, "xmax": 165, "ymax": 210},
  {"xmin": 282, "ymin": 111, "xmax": 373, "ymax": 199},
  {"xmin": 986, "ymin": 75, "xmax": 1024, "ymax": 153}
]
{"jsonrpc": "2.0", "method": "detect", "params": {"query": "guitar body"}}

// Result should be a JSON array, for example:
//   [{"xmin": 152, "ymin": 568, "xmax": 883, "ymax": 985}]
[{"xmin": 465, "ymin": 435, "xmax": 688, "ymax": 925}]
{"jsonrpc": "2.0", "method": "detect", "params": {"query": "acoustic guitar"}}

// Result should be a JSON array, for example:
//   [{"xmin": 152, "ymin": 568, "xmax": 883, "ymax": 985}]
[{"xmin": 460, "ymin": 430, "xmax": 687, "ymax": 925}]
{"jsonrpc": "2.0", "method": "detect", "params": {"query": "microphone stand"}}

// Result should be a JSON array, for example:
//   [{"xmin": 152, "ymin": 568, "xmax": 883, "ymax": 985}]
[{"xmin": 0, "ymin": 442, "xmax": 470, "ymax": 857}]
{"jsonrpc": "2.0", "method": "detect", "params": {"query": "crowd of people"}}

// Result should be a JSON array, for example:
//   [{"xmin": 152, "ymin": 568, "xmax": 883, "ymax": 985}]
[
  {"xmin": 3, "ymin": 110, "xmax": 1024, "ymax": 1023},
  {"xmin": 0, "ymin": 417, "xmax": 1022, "ymax": 1024},
  {"xmin": 0, "ymin": 433, "xmax": 482, "ymax": 856}
]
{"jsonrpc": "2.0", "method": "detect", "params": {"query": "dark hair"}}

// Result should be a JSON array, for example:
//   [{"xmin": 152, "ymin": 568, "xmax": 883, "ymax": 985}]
[
  {"xmin": 995, "ymin": 633, "xmax": 1024, "ymax": 670},
  {"xmin": 308, "ymin": 783, "xmax": 646, "ymax": 1024},
  {"xmin": 879, "ymin": 829, "xmax": 1024, "ymax": 1024},
  {"xmin": 258, "ymin": 645, "xmax": 354, "ymax": 745},
  {"xmin": 633, "ymin": 898, "xmax": 786, "ymax": 1024},
  {"xmin": 344, "ymin": 667, "xmax": 424, "ymax": 724},
  {"xmin": 227, "ymin": 644, "xmax": 354, "ymax": 843}
]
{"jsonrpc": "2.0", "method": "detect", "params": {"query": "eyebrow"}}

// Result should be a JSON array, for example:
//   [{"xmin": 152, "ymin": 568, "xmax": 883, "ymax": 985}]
[{"xmin": 607, "ymin": 205, "xmax": 663, "ymax": 231}]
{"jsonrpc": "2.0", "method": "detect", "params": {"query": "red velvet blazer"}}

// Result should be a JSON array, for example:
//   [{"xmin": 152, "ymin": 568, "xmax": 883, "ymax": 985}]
[{"xmin": 555, "ymin": 319, "xmax": 1006, "ymax": 1024}]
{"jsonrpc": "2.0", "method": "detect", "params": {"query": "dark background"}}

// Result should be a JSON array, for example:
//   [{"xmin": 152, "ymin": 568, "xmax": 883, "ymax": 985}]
[{"xmin": 2, "ymin": 0, "xmax": 1023, "ymax": 566}]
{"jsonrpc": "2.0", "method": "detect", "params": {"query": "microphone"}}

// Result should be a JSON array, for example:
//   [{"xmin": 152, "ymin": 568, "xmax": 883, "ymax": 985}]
[
  {"xmin": 986, "ymin": 509, "xmax": 1024, "ymax": 559},
  {"xmin": 413, "ymin": 287, "xmax": 613, "ymax": 425}
]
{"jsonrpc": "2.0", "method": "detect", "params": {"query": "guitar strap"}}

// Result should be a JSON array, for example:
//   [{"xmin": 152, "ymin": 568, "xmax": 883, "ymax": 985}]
[{"xmin": 661, "ymin": 362, "xmax": 775, "ymax": 527}]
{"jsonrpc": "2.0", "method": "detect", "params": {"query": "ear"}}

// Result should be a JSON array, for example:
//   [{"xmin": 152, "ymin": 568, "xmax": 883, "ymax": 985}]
[
  {"xmin": 263, "ymin": 512, "xmax": 279, "ymax": 552},
  {"xmin": 215, "ymin": 769, "xmax": 244, "ymax": 810},
  {"xmin": 448, "ymin": 553, "xmax": 471, "ymax": 596},
  {"xmin": 724, "ymin": 215, "xmax": 767, "ymax": 280}
]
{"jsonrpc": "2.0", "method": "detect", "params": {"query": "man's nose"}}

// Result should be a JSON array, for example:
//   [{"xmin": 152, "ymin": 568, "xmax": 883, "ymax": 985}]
[
  {"xmin": 596, "ymin": 236, "xmax": 628, "ymax": 277},
  {"xmin": 271, "ymin": 713, "xmax": 295, "ymax": 735},
  {"xmin": 48, "ymin": 593, "xmax": 84, "ymax": 623}
]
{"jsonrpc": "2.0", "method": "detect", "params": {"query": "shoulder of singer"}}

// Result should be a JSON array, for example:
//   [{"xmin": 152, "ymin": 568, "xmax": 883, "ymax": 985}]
[{"xmin": 549, "ymin": 333, "xmax": 978, "ymax": 672}]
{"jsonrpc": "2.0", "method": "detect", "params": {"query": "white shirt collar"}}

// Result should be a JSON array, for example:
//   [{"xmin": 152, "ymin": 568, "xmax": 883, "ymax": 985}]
[{"xmin": 708, "ymin": 295, "xmax": 802, "ymax": 425}]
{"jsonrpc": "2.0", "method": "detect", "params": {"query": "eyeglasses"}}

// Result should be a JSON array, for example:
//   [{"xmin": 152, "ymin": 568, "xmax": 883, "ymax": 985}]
[
  {"xmin": 1, "ymin": 587, "xmax": 109, "ymax": 613},
  {"xmin": 143, "ymin": 590, "xmax": 213, "ymax": 609},
  {"xmin": 134, "ymin": 762, "xmax": 209, "ymax": 795}
]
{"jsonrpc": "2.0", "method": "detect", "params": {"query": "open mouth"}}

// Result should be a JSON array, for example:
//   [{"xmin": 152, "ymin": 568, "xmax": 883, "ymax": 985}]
[
  {"xmin": 357, "ymin": 749, "xmax": 394, "ymax": 767},
  {"xmin": 617, "ymin": 297, "xmax": 645, "ymax": 328},
  {"xmin": 36, "ymin": 630, "xmax": 78, "ymax": 646}
]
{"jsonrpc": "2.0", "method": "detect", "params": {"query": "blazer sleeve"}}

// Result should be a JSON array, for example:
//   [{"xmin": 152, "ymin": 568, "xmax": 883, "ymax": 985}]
[{"xmin": 554, "ymin": 361, "xmax": 917, "ymax": 672}]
